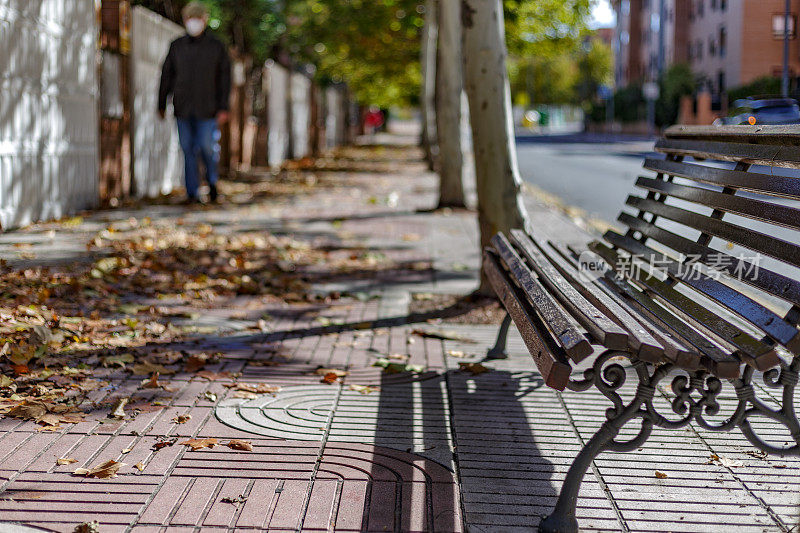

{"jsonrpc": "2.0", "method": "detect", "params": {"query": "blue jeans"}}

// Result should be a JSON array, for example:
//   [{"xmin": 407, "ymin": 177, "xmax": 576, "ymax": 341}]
[{"xmin": 176, "ymin": 118, "xmax": 220, "ymax": 199}]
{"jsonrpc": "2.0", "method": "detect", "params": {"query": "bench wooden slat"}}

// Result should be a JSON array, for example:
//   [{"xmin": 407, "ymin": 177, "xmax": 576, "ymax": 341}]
[
  {"xmin": 643, "ymin": 158, "xmax": 800, "ymax": 200},
  {"xmin": 635, "ymin": 176, "xmax": 800, "ymax": 230},
  {"xmin": 508, "ymin": 229, "xmax": 629, "ymax": 350},
  {"xmin": 655, "ymin": 138, "xmax": 800, "ymax": 168},
  {"xmin": 664, "ymin": 124, "xmax": 800, "ymax": 142},
  {"xmin": 483, "ymin": 251, "xmax": 572, "ymax": 390},
  {"xmin": 626, "ymin": 195, "xmax": 800, "ymax": 268},
  {"xmin": 553, "ymin": 242, "xmax": 700, "ymax": 365},
  {"xmin": 590, "ymin": 243, "xmax": 739, "ymax": 373},
  {"xmin": 491, "ymin": 233, "xmax": 593, "ymax": 362},
  {"xmin": 526, "ymin": 234, "xmax": 665, "ymax": 362},
  {"xmin": 619, "ymin": 212, "xmax": 800, "ymax": 308},
  {"xmin": 604, "ymin": 230, "xmax": 800, "ymax": 353},
  {"xmin": 593, "ymin": 243, "xmax": 777, "ymax": 374}
]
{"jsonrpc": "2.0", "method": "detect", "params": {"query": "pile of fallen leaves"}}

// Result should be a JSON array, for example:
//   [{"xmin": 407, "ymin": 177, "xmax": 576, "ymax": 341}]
[{"xmin": 0, "ymin": 211, "xmax": 407, "ymax": 423}]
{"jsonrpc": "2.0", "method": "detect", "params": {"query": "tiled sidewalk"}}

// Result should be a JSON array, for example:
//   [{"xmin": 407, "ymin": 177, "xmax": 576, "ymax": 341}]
[{"xmin": 0, "ymin": 135, "xmax": 798, "ymax": 532}]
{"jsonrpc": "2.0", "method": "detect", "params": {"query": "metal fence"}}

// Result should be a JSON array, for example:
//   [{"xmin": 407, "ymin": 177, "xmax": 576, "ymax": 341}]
[
  {"xmin": 0, "ymin": 0, "xmax": 99, "ymax": 228},
  {"xmin": 130, "ymin": 5, "xmax": 183, "ymax": 198}
]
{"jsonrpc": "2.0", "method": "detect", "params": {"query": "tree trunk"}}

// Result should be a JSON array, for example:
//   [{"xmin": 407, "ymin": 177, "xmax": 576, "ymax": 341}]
[
  {"xmin": 420, "ymin": 0, "xmax": 438, "ymax": 171},
  {"xmin": 435, "ymin": 0, "xmax": 466, "ymax": 208},
  {"xmin": 462, "ymin": 0, "xmax": 529, "ymax": 294}
]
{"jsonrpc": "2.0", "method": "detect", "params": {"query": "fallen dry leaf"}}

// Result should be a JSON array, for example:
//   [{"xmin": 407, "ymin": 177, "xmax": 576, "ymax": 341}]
[
  {"xmin": 197, "ymin": 370, "xmax": 233, "ymax": 381},
  {"xmin": 152, "ymin": 437, "xmax": 178, "ymax": 451},
  {"xmin": 226, "ymin": 439, "xmax": 253, "ymax": 451},
  {"xmin": 141, "ymin": 372, "xmax": 162, "ymax": 389},
  {"xmin": 411, "ymin": 328, "xmax": 476, "ymax": 343},
  {"xmin": 73, "ymin": 521, "xmax": 100, "ymax": 533},
  {"xmin": 185, "ymin": 353, "xmax": 210, "ymax": 372},
  {"xmin": 180, "ymin": 438, "xmax": 218, "ymax": 450},
  {"xmin": 172, "ymin": 414, "xmax": 191, "ymax": 424},
  {"xmin": 221, "ymin": 494, "xmax": 247, "ymax": 504},
  {"xmin": 57, "ymin": 457, "xmax": 77, "ymax": 465},
  {"xmin": 132, "ymin": 361, "xmax": 173, "ymax": 376},
  {"xmin": 110, "ymin": 398, "xmax": 128, "ymax": 420},
  {"xmin": 134, "ymin": 462, "xmax": 145, "ymax": 471},
  {"xmin": 7, "ymin": 400, "xmax": 48, "ymax": 420},
  {"xmin": 73, "ymin": 459, "xmax": 125, "ymax": 478},
  {"xmin": 227, "ymin": 382, "xmax": 281, "ymax": 395},
  {"xmin": 320, "ymin": 372, "xmax": 341, "ymax": 384},
  {"xmin": 202, "ymin": 391, "xmax": 218, "ymax": 402},
  {"xmin": 314, "ymin": 367, "xmax": 348, "ymax": 377},
  {"xmin": 458, "ymin": 362, "xmax": 490, "ymax": 375},
  {"xmin": 233, "ymin": 390, "xmax": 258, "ymax": 399},
  {"xmin": 348, "ymin": 384, "xmax": 379, "ymax": 394},
  {"xmin": 654, "ymin": 471, "xmax": 668, "ymax": 479}
]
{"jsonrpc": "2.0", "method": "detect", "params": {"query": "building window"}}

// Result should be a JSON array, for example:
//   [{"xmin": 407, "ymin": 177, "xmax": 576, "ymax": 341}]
[
  {"xmin": 719, "ymin": 27, "xmax": 727, "ymax": 57},
  {"xmin": 711, "ymin": 0, "xmax": 717, "ymax": 9},
  {"xmin": 709, "ymin": 36, "xmax": 716, "ymax": 56},
  {"xmin": 698, "ymin": 0, "xmax": 704, "ymax": 17},
  {"xmin": 773, "ymin": 13, "xmax": 797, "ymax": 39},
  {"xmin": 697, "ymin": 40, "xmax": 703, "ymax": 60},
  {"xmin": 718, "ymin": 71, "xmax": 726, "ymax": 93},
  {"xmin": 721, "ymin": 0, "xmax": 727, "ymax": 10}
]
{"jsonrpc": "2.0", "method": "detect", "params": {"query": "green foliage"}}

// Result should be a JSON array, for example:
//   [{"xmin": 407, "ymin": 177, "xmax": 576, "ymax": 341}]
[
  {"xmin": 503, "ymin": 0, "xmax": 592, "ymax": 57},
  {"xmin": 575, "ymin": 38, "xmax": 612, "ymax": 103},
  {"xmin": 613, "ymin": 83, "xmax": 644, "ymax": 122},
  {"xmin": 510, "ymin": 55, "xmax": 578, "ymax": 106},
  {"xmin": 655, "ymin": 63, "xmax": 696, "ymax": 127},
  {"xmin": 284, "ymin": 0, "xmax": 424, "ymax": 108},
  {"xmin": 726, "ymin": 76, "xmax": 782, "ymax": 104}
]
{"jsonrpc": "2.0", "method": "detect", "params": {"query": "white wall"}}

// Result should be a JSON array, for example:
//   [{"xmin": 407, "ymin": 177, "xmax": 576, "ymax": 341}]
[
  {"xmin": 130, "ymin": 6, "xmax": 184, "ymax": 198},
  {"xmin": 290, "ymin": 72, "xmax": 311, "ymax": 158},
  {"xmin": 325, "ymin": 86, "xmax": 345, "ymax": 148},
  {"xmin": 265, "ymin": 61, "xmax": 289, "ymax": 167},
  {"xmin": 0, "ymin": 0, "xmax": 99, "ymax": 229}
]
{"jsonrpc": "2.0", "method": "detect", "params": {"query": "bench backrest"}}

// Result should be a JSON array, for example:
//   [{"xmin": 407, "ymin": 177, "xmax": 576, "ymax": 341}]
[{"xmin": 604, "ymin": 125, "xmax": 800, "ymax": 365}]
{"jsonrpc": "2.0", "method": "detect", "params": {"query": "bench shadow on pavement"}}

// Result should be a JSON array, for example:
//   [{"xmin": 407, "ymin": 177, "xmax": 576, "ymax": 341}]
[{"xmin": 367, "ymin": 346, "xmax": 554, "ymax": 530}]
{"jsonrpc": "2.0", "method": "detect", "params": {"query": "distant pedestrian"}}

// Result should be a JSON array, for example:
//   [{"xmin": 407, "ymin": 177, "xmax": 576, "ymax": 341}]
[
  {"xmin": 364, "ymin": 107, "xmax": 384, "ymax": 136},
  {"xmin": 158, "ymin": 1, "xmax": 230, "ymax": 204}
]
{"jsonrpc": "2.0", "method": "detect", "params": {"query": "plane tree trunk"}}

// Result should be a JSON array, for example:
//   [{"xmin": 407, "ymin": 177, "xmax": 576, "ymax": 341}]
[
  {"xmin": 462, "ymin": 0, "xmax": 529, "ymax": 293},
  {"xmin": 434, "ymin": 0, "xmax": 466, "ymax": 208}
]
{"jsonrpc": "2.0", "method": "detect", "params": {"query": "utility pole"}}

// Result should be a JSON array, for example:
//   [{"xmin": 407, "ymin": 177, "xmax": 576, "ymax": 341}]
[
  {"xmin": 657, "ymin": 0, "xmax": 666, "ymax": 77},
  {"xmin": 783, "ymin": 0, "xmax": 791, "ymax": 97}
]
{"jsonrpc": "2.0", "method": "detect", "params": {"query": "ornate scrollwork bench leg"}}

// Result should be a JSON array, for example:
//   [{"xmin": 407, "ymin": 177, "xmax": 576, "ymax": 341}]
[
  {"xmin": 486, "ymin": 312, "xmax": 512, "ymax": 360},
  {"xmin": 538, "ymin": 351, "xmax": 800, "ymax": 533}
]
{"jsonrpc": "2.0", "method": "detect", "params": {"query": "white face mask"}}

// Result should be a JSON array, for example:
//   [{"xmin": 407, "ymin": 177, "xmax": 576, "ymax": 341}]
[{"xmin": 185, "ymin": 18, "xmax": 206, "ymax": 37}]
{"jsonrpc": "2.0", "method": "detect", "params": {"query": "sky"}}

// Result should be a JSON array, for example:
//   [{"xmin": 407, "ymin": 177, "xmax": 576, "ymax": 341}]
[{"xmin": 591, "ymin": 0, "xmax": 615, "ymax": 29}]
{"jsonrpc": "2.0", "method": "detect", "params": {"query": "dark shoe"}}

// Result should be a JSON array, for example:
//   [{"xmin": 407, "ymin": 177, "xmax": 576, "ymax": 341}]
[
  {"xmin": 209, "ymin": 184, "xmax": 218, "ymax": 203},
  {"xmin": 182, "ymin": 196, "xmax": 200, "ymax": 206}
]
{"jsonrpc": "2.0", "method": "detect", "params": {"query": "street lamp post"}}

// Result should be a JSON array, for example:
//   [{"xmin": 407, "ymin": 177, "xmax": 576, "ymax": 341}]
[{"xmin": 783, "ymin": 0, "xmax": 791, "ymax": 97}]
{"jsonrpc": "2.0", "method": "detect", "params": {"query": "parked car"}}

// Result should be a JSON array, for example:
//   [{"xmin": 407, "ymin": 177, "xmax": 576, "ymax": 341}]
[{"xmin": 714, "ymin": 97, "xmax": 800, "ymax": 126}]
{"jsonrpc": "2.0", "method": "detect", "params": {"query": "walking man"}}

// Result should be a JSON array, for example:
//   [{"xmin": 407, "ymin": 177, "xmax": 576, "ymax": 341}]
[{"xmin": 158, "ymin": 1, "xmax": 230, "ymax": 204}]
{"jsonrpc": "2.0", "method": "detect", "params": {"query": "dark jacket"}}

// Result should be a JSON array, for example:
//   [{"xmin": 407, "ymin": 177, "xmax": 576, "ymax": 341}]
[{"xmin": 158, "ymin": 31, "xmax": 231, "ymax": 119}]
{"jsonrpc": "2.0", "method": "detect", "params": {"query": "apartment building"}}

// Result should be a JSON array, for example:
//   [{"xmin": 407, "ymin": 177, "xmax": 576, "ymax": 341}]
[
  {"xmin": 613, "ymin": 0, "xmax": 800, "ymax": 96},
  {"xmin": 611, "ymin": 0, "xmax": 689, "ymax": 86}
]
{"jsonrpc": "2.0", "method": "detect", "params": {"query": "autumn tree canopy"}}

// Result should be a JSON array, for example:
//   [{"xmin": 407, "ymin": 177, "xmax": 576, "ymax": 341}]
[{"xmin": 132, "ymin": 0, "xmax": 606, "ymax": 108}]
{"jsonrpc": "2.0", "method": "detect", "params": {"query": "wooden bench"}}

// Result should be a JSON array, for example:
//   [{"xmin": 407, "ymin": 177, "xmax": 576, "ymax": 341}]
[{"xmin": 484, "ymin": 125, "xmax": 800, "ymax": 533}]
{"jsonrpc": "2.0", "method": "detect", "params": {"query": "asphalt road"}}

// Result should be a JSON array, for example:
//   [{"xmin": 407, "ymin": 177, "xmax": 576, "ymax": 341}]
[
  {"xmin": 514, "ymin": 131, "xmax": 800, "ymax": 284},
  {"xmin": 515, "ymin": 132, "xmax": 657, "ymax": 225}
]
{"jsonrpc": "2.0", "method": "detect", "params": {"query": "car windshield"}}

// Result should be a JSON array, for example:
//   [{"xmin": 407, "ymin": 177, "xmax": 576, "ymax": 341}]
[{"xmin": 754, "ymin": 104, "xmax": 800, "ymax": 121}]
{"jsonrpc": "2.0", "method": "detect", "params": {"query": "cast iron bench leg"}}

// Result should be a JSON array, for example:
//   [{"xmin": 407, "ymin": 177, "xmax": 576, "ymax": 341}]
[
  {"xmin": 540, "ymin": 355, "xmax": 667, "ymax": 533},
  {"xmin": 486, "ymin": 312, "xmax": 511, "ymax": 360}
]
